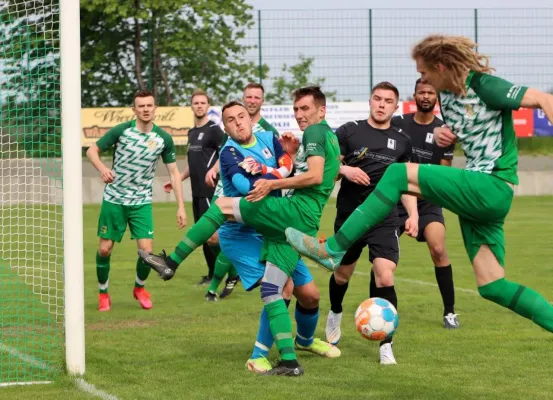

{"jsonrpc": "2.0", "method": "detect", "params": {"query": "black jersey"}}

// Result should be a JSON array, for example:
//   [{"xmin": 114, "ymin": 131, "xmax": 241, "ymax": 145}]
[
  {"xmin": 391, "ymin": 113, "xmax": 454, "ymax": 164},
  {"xmin": 336, "ymin": 119, "xmax": 412, "ymax": 214},
  {"xmin": 187, "ymin": 120, "xmax": 225, "ymax": 198},
  {"xmin": 391, "ymin": 113, "xmax": 455, "ymax": 215}
]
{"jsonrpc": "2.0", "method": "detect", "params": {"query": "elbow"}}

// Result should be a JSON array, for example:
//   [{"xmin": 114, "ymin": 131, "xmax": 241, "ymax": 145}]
[{"xmin": 311, "ymin": 174, "xmax": 323, "ymax": 185}]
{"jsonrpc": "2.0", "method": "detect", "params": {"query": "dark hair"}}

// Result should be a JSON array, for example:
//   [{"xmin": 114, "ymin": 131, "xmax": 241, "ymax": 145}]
[
  {"xmin": 292, "ymin": 85, "xmax": 326, "ymax": 107},
  {"xmin": 221, "ymin": 100, "xmax": 246, "ymax": 115},
  {"xmin": 414, "ymin": 78, "xmax": 436, "ymax": 94},
  {"xmin": 244, "ymin": 82, "xmax": 265, "ymax": 93},
  {"xmin": 371, "ymin": 81, "xmax": 399, "ymax": 100},
  {"xmin": 191, "ymin": 88, "xmax": 210, "ymax": 104},
  {"xmin": 133, "ymin": 89, "xmax": 155, "ymax": 105}
]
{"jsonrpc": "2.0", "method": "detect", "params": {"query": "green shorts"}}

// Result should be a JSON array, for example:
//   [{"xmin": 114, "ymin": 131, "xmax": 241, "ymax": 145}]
[
  {"xmin": 97, "ymin": 200, "xmax": 154, "ymax": 242},
  {"xmin": 239, "ymin": 196, "xmax": 320, "ymax": 277},
  {"xmin": 418, "ymin": 164, "xmax": 514, "ymax": 266}
]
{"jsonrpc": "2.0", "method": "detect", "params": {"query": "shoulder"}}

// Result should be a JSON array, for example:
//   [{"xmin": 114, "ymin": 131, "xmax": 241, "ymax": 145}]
[
  {"xmin": 432, "ymin": 116, "xmax": 444, "ymax": 128},
  {"xmin": 208, "ymin": 121, "xmax": 223, "ymax": 133},
  {"xmin": 111, "ymin": 121, "xmax": 133, "ymax": 134},
  {"xmin": 390, "ymin": 125, "xmax": 411, "ymax": 143},
  {"xmin": 255, "ymin": 130, "xmax": 275, "ymax": 144},
  {"xmin": 153, "ymin": 125, "xmax": 173, "ymax": 141},
  {"xmin": 336, "ymin": 120, "xmax": 363, "ymax": 135}
]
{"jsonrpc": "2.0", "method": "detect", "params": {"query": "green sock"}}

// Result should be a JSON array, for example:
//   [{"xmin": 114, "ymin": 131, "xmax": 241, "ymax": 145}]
[
  {"xmin": 207, "ymin": 253, "xmax": 233, "ymax": 294},
  {"xmin": 135, "ymin": 257, "xmax": 151, "ymax": 288},
  {"xmin": 169, "ymin": 204, "xmax": 227, "ymax": 266},
  {"xmin": 229, "ymin": 264, "xmax": 238, "ymax": 278},
  {"xmin": 96, "ymin": 252, "xmax": 110, "ymax": 294},
  {"xmin": 328, "ymin": 163, "xmax": 407, "ymax": 253},
  {"xmin": 265, "ymin": 299, "xmax": 296, "ymax": 361},
  {"xmin": 479, "ymin": 278, "xmax": 553, "ymax": 332}
]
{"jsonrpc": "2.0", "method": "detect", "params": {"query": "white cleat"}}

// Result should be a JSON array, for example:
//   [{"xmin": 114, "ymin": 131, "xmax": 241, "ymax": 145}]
[
  {"xmin": 325, "ymin": 310, "xmax": 343, "ymax": 345},
  {"xmin": 379, "ymin": 343, "xmax": 397, "ymax": 365},
  {"xmin": 443, "ymin": 313, "xmax": 460, "ymax": 329}
]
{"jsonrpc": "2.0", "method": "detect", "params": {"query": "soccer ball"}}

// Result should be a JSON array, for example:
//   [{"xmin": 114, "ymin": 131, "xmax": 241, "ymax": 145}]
[{"xmin": 354, "ymin": 297, "xmax": 399, "ymax": 341}]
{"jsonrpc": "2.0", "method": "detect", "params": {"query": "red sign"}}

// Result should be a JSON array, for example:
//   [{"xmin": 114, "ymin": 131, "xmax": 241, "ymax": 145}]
[
  {"xmin": 402, "ymin": 101, "xmax": 440, "ymax": 115},
  {"xmin": 513, "ymin": 108, "xmax": 534, "ymax": 137}
]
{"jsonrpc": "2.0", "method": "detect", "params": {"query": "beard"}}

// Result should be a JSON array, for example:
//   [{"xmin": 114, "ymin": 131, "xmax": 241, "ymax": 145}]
[
  {"xmin": 194, "ymin": 111, "xmax": 206, "ymax": 119},
  {"xmin": 416, "ymin": 99, "xmax": 436, "ymax": 113}
]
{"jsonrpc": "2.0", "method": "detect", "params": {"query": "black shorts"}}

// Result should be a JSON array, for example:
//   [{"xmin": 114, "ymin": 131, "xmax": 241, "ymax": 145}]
[
  {"xmin": 192, "ymin": 196, "xmax": 212, "ymax": 222},
  {"xmin": 398, "ymin": 205, "xmax": 445, "ymax": 242},
  {"xmin": 334, "ymin": 212, "xmax": 400, "ymax": 266}
]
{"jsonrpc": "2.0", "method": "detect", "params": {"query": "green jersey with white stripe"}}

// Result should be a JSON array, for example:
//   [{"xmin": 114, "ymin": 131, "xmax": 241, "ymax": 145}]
[
  {"xmin": 96, "ymin": 120, "xmax": 176, "ymax": 205},
  {"xmin": 439, "ymin": 71, "xmax": 527, "ymax": 185}
]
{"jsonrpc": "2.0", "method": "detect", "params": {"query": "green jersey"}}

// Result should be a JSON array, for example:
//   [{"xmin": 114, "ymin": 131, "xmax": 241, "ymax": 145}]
[
  {"xmin": 439, "ymin": 71, "xmax": 527, "ymax": 185},
  {"xmin": 96, "ymin": 120, "xmax": 176, "ymax": 206},
  {"xmin": 288, "ymin": 120, "xmax": 341, "ymax": 226}
]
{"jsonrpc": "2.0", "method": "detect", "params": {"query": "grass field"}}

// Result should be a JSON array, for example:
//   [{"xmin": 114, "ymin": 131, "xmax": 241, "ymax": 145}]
[{"xmin": 3, "ymin": 196, "xmax": 553, "ymax": 400}]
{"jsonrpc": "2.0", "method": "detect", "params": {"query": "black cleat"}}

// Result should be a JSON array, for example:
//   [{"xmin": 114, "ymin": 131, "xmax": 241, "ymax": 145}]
[
  {"xmin": 219, "ymin": 275, "xmax": 240, "ymax": 299},
  {"xmin": 205, "ymin": 291, "xmax": 218, "ymax": 302},
  {"xmin": 263, "ymin": 361, "xmax": 304, "ymax": 377},
  {"xmin": 138, "ymin": 249, "xmax": 176, "ymax": 281},
  {"xmin": 196, "ymin": 275, "xmax": 212, "ymax": 286}
]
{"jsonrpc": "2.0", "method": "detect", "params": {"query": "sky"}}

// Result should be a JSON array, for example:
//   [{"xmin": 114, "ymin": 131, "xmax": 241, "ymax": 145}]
[{"xmin": 244, "ymin": 0, "xmax": 553, "ymax": 102}]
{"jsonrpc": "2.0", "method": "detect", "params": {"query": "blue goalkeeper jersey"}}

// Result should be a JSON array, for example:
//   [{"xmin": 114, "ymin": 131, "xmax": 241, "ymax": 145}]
[{"xmin": 218, "ymin": 131, "xmax": 284, "ymax": 239}]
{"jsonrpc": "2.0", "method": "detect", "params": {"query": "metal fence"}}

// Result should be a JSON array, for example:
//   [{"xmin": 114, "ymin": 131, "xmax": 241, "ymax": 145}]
[{"xmin": 241, "ymin": 8, "xmax": 553, "ymax": 101}]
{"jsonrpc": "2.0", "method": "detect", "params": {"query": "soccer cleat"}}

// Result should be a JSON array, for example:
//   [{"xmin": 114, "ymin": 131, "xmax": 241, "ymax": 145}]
[
  {"xmin": 295, "ymin": 338, "xmax": 341, "ymax": 358},
  {"xmin": 138, "ymin": 249, "xmax": 176, "ymax": 281},
  {"xmin": 205, "ymin": 290, "xmax": 218, "ymax": 302},
  {"xmin": 262, "ymin": 360, "xmax": 304, "ymax": 377},
  {"xmin": 246, "ymin": 356, "xmax": 272, "ymax": 374},
  {"xmin": 219, "ymin": 275, "xmax": 240, "ymax": 299},
  {"xmin": 379, "ymin": 343, "xmax": 397, "ymax": 365},
  {"xmin": 133, "ymin": 287, "xmax": 152, "ymax": 309},
  {"xmin": 443, "ymin": 313, "xmax": 460, "ymax": 329},
  {"xmin": 98, "ymin": 293, "xmax": 111, "ymax": 312},
  {"xmin": 196, "ymin": 275, "xmax": 212, "ymax": 286},
  {"xmin": 284, "ymin": 228, "xmax": 344, "ymax": 271},
  {"xmin": 325, "ymin": 310, "xmax": 343, "ymax": 345}
]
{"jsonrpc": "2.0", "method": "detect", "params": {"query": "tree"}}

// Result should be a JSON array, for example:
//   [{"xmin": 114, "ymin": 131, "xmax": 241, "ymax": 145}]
[
  {"xmin": 80, "ymin": 0, "xmax": 266, "ymax": 107},
  {"xmin": 0, "ymin": 0, "xmax": 61, "ymax": 157},
  {"xmin": 265, "ymin": 55, "xmax": 337, "ymax": 104}
]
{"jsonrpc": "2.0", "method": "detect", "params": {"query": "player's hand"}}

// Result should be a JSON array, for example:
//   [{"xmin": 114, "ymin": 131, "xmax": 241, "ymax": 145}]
[
  {"xmin": 340, "ymin": 166, "xmax": 370, "ymax": 186},
  {"xmin": 163, "ymin": 180, "xmax": 173, "ymax": 193},
  {"xmin": 404, "ymin": 216, "xmax": 419, "ymax": 238},
  {"xmin": 239, "ymin": 156, "xmax": 265, "ymax": 175},
  {"xmin": 100, "ymin": 168, "xmax": 115, "ymax": 184},
  {"xmin": 434, "ymin": 126, "xmax": 457, "ymax": 148},
  {"xmin": 246, "ymin": 179, "xmax": 274, "ymax": 202},
  {"xmin": 176, "ymin": 206, "xmax": 187, "ymax": 229},
  {"xmin": 278, "ymin": 132, "xmax": 300, "ymax": 155},
  {"xmin": 205, "ymin": 166, "xmax": 218, "ymax": 188}
]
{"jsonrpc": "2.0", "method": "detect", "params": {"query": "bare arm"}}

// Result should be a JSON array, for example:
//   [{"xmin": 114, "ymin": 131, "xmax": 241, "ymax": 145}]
[
  {"xmin": 400, "ymin": 194, "xmax": 418, "ymax": 218},
  {"xmin": 166, "ymin": 162, "xmax": 187, "ymax": 228},
  {"xmin": 181, "ymin": 163, "xmax": 190, "ymax": 181},
  {"xmin": 520, "ymin": 88, "xmax": 553, "ymax": 124},
  {"xmin": 440, "ymin": 159, "xmax": 452, "ymax": 167},
  {"xmin": 269, "ymin": 156, "xmax": 324, "ymax": 190},
  {"xmin": 86, "ymin": 143, "xmax": 114, "ymax": 183}
]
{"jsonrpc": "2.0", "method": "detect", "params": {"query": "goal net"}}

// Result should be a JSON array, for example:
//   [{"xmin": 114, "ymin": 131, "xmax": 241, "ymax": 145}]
[{"xmin": 0, "ymin": 0, "xmax": 84, "ymax": 386}]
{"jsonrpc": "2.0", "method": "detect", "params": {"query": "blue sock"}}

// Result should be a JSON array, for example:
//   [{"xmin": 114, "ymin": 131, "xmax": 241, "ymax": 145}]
[
  {"xmin": 295, "ymin": 301, "xmax": 319, "ymax": 347},
  {"xmin": 251, "ymin": 299, "xmax": 291, "ymax": 359}
]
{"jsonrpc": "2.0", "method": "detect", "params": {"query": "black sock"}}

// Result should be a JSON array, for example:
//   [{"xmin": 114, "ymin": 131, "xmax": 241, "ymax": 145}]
[
  {"xmin": 369, "ymin": 269, "xmax": 377, "ymax": 298},
  {"xmin": 329, "ymin": 274, "xmax": 349, "ymax": 314},
  {"xmin": 166, "ymin": 257, "xmax": 178, "ymax": 270},
  {"xmin": 374, "ymin": 285, "xmax": 397, "ymax": 346},
  {"xmin": 435, "ymin": 265, "xmax": 455, "ymax": 315},
  {"xmin": 284, "ymin": 299, "xmax": 291, "ymax": 308},
  {"xmin": 280, "ymin": 359, "xmax": 300, "ymax": 368}
]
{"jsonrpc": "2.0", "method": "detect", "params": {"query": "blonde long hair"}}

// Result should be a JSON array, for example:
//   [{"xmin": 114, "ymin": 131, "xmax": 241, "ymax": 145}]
[{"xmin": 412, "ymin": 35, "xmax": 495, "ymax": 95}]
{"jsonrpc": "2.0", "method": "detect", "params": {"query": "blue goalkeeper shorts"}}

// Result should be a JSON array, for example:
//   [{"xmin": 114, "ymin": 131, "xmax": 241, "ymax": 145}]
[{"xmin": 219, "ymin": 233, "xmax": 312, "ymax": 291}]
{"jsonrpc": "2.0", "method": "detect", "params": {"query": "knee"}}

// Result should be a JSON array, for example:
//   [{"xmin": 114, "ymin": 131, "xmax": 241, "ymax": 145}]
[
  {"xmin": 295, "ymin": 282, "xmax": 320, "ymax": 309},
  {"xmin": 207, "ymin": 232, "xmax": 219, "ymax": 246},
  {"xmin": 98, "ymin": 242, "xmax": 113, "ymax": 257},
  {"xmin": 429, "ymin": 244, "xmax": 447, "ymax": 263},
  {"xmin": 334, "ymin": 266, "xmax": 354, "ymax": 285},
  {"xmin": 282, "ymin": 279, "xmax": 294, "ymax": 300},
  {"xmin": 373, "ymin": 265, "xmax": 395, "ymax": 287}
]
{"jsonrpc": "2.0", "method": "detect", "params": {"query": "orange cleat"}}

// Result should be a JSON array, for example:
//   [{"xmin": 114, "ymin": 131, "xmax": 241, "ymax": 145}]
[
  {"xmin": 98, "ymin": 293, "xmax": 111, "ymax": 312},
  {"xmin": 133, "ymin": 287, "xmax": 152, "ymax": 310}
]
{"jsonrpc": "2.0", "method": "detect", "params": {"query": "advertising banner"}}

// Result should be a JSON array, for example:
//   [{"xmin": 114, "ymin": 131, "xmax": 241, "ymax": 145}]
[
  {"xmin": 533, "ymin": 109, "xmax": 553, "ymax": 136},
  {"xmin": 513, "ymin": 108, "xmax": 534, "ymax": 137}
]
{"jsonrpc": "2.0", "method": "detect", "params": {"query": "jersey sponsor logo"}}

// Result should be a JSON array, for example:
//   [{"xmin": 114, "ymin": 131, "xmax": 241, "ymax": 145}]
[
  {"xmin": 353, "ymin": 147, "xmax": 368, "ymax": 160},
  {"xmin": 262, "ymin": 148, "xmax": 272, "ymax": 159},
  {"xmin": 198, "ymin": 132, "xmax": 204, "ymax": 140},
  {"xmin": 387, "ymin": 138, "xmax": 396, "ymax": 150},
  {"xmin": 413, "ymin": 147, "xmax": 433, "ymax": 160},
  {"xmin": 426, "ymin": 132, "xmax": 434, "ymax": 144}
]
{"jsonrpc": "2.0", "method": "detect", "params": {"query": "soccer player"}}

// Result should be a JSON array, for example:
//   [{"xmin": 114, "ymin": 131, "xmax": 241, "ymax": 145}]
[
  {"xmin": 202, "ymin": 82, "xmax": 280, "ymax": 300},
  {"xmin": 390, "ymin": 79, "xmax": 459, "ymax": 329},
  {"xmin": 86, "ymin": 90, "xmax": 186, "ymax": 312},
  {"xmin": 140, "ymin": 86, "xmax": 341, "ymax": 375},
  {"xmin": 165, "ymin": 89, "xmax": 225, "ymax": 286},
  {"xmin": 286, "ymin": 34, "xmax": 553, "ymax": 336},
  {"xmin": 325, "ymin": 82, "xmax": 417, "ymax": 365},
  {"xmin": 216, "ymin": 102, "xmax": 339, "ymax": 373}
]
